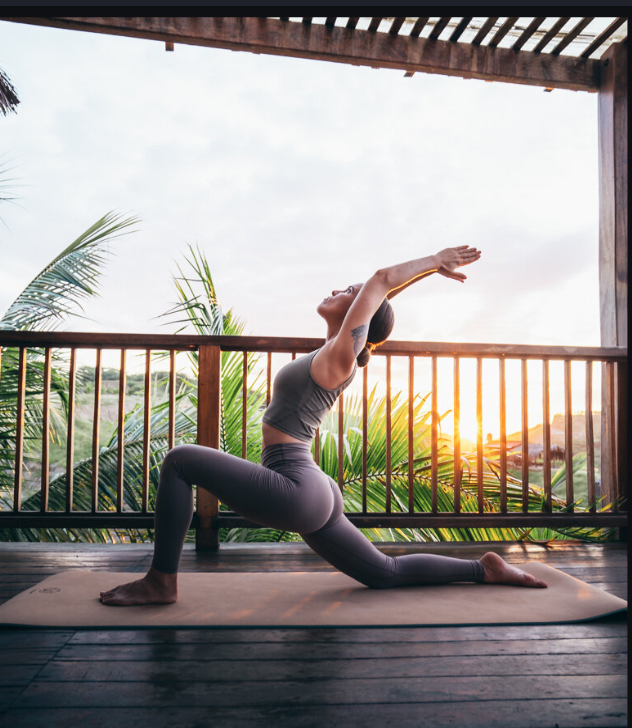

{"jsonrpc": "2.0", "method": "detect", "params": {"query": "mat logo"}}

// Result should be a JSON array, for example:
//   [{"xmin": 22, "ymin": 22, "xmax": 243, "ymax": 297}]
[{"xmin": 38, "ymin": 587, "xmax": 61, "ymax": 594}]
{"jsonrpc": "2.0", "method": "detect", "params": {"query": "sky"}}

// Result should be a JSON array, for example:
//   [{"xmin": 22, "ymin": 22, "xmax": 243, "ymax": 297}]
[{"xmin": 0, "ymin": 20, "xmax": 605, "ymax": 439}]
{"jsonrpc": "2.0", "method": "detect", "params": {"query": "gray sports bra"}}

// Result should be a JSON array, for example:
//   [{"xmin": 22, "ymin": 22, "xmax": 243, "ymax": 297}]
[{"xmin": 262, "ymin": 348, "xmax": 357, "ymax": 443}]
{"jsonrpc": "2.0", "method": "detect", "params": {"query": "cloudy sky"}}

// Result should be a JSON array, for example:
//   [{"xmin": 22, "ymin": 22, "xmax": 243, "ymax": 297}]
[
  {"xmin": 0, "ymin": 20, "xmax": 603, "ymax": 438},
  {"xmin": 0, "ymin": 19, "xmax": 601, "ymax": 344}
]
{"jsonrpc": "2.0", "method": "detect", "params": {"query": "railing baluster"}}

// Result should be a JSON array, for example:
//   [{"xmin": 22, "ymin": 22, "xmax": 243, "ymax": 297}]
[
  {"xmin": 266, "ymin": 351, "xmax": 272, "ymax": 407},
  {"xmin": 13, "ymin": 347, "xmax": 26, "ymax": 513},
  {"xmin": 542, "ymin": 359, "xmax": 551, "ymax": 513},
  {"xmin": 66, "ymin": 348, "xmax": 76, "ymax": 512},
  {"xmin": 242, "ymin": 351, "xmax": 248, "ymax": 459},
  {"xmin": 499, "ymin": 357, "xmax": 507, "ymax": 513},
  {"xmin": 314, "ymin": 428, "xmax": 320, "ymax": 466},
  {"xmin": 168, "ymin": 350, "xmax": 176, "ymax": 450},
  {"xmin": 476, "ymin": 357, "xmax": 483, "ymax": 513},
  {"xmin": 606, "ymin": 361, "xmax": 617, "ymax": 513},
  {"xmin": 40, "ymin": 347, "xmax": 51, "ymax": 513},
  {"xmin": 40, "ymin": 348, "xmax": 52, "ymax": 513},
  {"xmin": 142, "ymin": 349, "xmax": 152, "ymax": 513},
  {"xmin": 362, "ymin": 364, "xmax": 368, "ymax": 514},
  {"xmin": 337, "ymin": 391, "xmax": 344, "ymax": 492},
  {"xmin": 197, "ymin": 344, "xmax": 221, "ymax": 550},
  {"xmin": 408, "ymin": 355, "xmax": 414, "ymax": 514},
  {"xmin": 92, "ymin": 349, "xmax": 102, "ymax": 513},
  {"xmin": 453, "ymin": 357, "xmax": 461, "ymax": 515},
  {"xmin": 116, "ymin": 349, "xmax": 126, "ymax": 513},
  {"xmin": 615, "ymin": 360, "xmax": 627, "ymax": 524},
  {"xmin": 564, "ymin": 360, "xmax": 573, "ymax": 512},
  {"xmin": 431, "ymin": 356, "xmax": 438, "ymax": 514},
  {"xmin": 585, "ymin": 360, "xmax": 595, "ymax": 514},
  {"xmin": 521, "ymin": 359, "xmax": 529, "ymax": 512},
  {"xmin": 386, "ymin": 354, "xmax": 392, "ymax": 513}
]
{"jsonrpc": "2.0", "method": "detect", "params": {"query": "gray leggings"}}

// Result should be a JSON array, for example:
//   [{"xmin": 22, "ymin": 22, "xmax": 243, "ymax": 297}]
[{"xmin": 151, "ymin": 442, "xmax": 485, "ymax": 588}]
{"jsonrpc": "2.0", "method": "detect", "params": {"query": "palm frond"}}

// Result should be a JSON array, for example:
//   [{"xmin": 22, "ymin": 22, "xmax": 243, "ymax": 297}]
[
  {"xmin": 0, "ymin": 67, "xmax": 19, "ymax": 116},
  {"xmin": 0, "ymin": 211, "xmax": 138, "ymax": 330}
]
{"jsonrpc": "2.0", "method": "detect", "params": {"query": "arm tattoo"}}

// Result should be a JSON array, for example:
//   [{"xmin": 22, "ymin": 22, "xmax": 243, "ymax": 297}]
[{"xmin": 350, "ymin": 325, "xmax": 369, "ymax": 356}]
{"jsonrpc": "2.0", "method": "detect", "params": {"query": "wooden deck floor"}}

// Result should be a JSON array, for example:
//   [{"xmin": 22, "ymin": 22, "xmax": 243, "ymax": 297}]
[{"xmin": 0, "ymin": 540, "xmax": 627, "ymax": 728}]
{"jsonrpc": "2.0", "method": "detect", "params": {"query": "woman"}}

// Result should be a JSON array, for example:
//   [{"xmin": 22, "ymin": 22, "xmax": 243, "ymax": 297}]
[{"xmin": 100, "ymin": 246, "xmax": 547, "ymax": 606}]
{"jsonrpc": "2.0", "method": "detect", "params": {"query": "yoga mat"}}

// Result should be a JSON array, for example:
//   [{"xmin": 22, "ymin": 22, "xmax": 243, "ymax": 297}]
[{"xmin": 0, "ymin": 564, "xmax": 626, "ymax": 628}]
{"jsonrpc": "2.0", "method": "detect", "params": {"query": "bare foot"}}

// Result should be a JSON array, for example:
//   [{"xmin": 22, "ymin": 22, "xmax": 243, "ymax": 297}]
[
  {"xmin": 99, "ymin": 567, "xmax": 178, "ymax": 606},
  {"xmin": 481, "ymin": 552, "xmax": 548, "ymax": 588}
]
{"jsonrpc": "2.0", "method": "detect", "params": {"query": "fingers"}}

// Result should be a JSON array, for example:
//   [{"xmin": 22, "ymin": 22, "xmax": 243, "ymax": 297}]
[{"xmin": 441, "ymin": 270, "xmax": 466, "ymax": 281}]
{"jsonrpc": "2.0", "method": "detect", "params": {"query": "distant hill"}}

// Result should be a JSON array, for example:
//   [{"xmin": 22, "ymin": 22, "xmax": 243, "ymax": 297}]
[{"xmin": 508, "ymin": 412, "xmax": 601, "ymax": 449}]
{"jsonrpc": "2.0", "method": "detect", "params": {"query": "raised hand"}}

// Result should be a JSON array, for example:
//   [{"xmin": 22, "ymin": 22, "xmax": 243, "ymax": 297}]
[{"xmin": 435, "ymin": 245, "xmax": 481, "ymax": 282}]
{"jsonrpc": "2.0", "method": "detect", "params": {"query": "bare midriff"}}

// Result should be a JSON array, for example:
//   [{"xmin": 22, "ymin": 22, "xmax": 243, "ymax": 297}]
[{"xmin": 261, "ymin": 422, "xmax": 307, "ymax": 449}]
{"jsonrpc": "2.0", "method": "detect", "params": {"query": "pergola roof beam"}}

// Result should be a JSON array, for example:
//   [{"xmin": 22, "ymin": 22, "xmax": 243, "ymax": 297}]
[
  {"xmin": 2, "ymin": 16, "xmax": 601, "ymax": 92},
  {"xmin": 551, "ymin": 17, "xmax": 594, "ymax": 56},
  {"xmin": 472, "ymin": 17, "xmax": 499, "ymax": 46},
  {"xmin": 512, "ymin": 17, "xmax": 546, "ymax": 51},
  {"xmin": 581, "ymin": 18, "xmax": 626, "ymax": 59},
  {"xmin": 449, "ymin": 17, "xmax": 473, "ymax": 43},
  {"xmin": 428, "ymin": 17, "xmax": 451, "ymax": 41},
  {"xmin": 533, "ymin": 17, "xmax": 571, "ymax": 54},
  {"xmin": 409, "ymin": 17, "xmax": 429, "ymax": 38},
  {"xmin": 389, "ymin": 17, "xmax": 406, "ymax": 36},
  {"xmin": 367, "ymin": 17, "xmax": 382, "ymax": 33},
  {"xmin": 488, "ymin": 17, "xmax": 520, "ymax": 49}
]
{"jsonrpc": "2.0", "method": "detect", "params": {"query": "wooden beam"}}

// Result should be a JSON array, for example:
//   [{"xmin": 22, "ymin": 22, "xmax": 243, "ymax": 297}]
[
  {"xmin": 449, "ymin": 17, "xmax": 472, "ymax": 43},
  {"xmin": 581, "ymin": 17, "xmax": 626, "ymax": 59},
  {"xmin": 512, "ymin": 17, "xmax": 546, "ymax": 52},
  {"xmin": 2, "ymin": 16, "xmax": 601, "ymax": 91},
  {"xmin": 598, "ymin": 40, "xmax": 627, "ymax": 523},
  {"xmin": 551, "ymin": 17, "xmax": 594, "ymax": 56},
  {"xmin": 428, "ymin": 17, "xmax": 451, "ymax": 41},
  {"xmin": 599, "ymin": 40, "xmax": 628, "ymax": 349}
]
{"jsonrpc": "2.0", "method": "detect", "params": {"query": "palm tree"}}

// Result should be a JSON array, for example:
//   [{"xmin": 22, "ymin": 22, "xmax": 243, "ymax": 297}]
[{"xmin": 0, "ymin": 211, "xmax": 138, "ymax": 536}]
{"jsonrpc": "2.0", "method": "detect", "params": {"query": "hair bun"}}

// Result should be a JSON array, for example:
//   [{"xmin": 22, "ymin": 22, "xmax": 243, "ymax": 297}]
[{"xmin": 356, "ymin": 343, "xmax": 373, "ymax": 368}]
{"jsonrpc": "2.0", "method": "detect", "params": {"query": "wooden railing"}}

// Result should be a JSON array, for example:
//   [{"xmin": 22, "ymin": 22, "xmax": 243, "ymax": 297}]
[{"xmin": 0, "ymin": 332, "xmax": 627, "ymax": 548}]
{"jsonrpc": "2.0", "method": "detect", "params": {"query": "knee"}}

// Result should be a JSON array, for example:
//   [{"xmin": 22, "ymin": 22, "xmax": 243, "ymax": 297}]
[{"xmin": 160, "ymin": 444, "xmax": 199, "ymax": 476}]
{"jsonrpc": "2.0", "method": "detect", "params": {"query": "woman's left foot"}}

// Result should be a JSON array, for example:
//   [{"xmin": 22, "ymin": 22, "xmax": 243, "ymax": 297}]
[
  {"xmin": 100, "ymin": 568, "xmax": 178, "ymax": 606},
  {"xmin": 481, "ymin": 551, "xmax": 548, "ymax": 588}
]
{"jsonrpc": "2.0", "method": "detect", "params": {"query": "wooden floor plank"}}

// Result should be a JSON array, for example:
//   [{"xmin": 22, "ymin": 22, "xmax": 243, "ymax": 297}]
[
  {"xmin": 36, "ymin": 652, "xmax": 627, "ymax": 682},
  {"xmin": 0, "ymin": 700, "xmax": 627, "ymax": 728},
  {"xmin": 65, "ymin": 621, "xmax": 627, "ymax": 644},
  {"xmin": 53, "ymin": 637, "xmax": 628, "ymax": 661},
  {"xmin": 9, "ymin": 674, "xmax": 628, "ymax": 708}
]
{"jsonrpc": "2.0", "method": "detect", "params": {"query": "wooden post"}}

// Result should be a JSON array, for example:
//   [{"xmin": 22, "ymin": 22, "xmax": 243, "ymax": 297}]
[
  {"xmin": 196, "ymin": 345, "xmax": 221, "ymax": 551},
  {"xmin": 598, "ymin": 40, "xmax": 627, "ymax": 538}
]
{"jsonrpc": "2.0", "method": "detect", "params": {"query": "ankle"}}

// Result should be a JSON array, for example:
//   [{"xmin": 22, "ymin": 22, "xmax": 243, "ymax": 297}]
[{"xmin": 147, "ymin": 565, "xmax": 178, "ymax": 586}]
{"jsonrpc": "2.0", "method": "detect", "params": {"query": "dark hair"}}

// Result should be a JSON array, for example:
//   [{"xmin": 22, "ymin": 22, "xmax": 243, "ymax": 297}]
[{"xmin": 357, "ymin": 298, "xmax": 395, "ymax": 367}]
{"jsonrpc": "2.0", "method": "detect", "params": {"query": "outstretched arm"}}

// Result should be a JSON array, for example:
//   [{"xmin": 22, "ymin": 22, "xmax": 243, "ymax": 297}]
[
  {"xmin": 318, "ymin": 246, "xmax": 481, "ymax": 382},
  {"xmin": 387, "ymin": 246, "xmax": 481, "ymax": 299}
]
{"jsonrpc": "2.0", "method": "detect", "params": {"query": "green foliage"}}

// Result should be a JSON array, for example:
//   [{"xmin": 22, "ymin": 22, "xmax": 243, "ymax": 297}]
[{"xmin": 1, "ymin": 211, "xmax": 137, "ymax": 331}]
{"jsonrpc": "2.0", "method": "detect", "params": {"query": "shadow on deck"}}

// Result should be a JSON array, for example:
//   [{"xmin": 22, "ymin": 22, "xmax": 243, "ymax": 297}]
[{"xmin": 0, "ymin": 540, "xmax": 627, "ymax": 728}]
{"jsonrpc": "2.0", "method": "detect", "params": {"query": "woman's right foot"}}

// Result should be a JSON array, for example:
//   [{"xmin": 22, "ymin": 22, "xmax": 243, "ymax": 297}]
[
  {"xmin": 481, "ymin": 552, "xmax": 548, "ymax": 588},
  {"xmin": 99, "ymin": 568, "xmax": 178, "ymax": 606}
]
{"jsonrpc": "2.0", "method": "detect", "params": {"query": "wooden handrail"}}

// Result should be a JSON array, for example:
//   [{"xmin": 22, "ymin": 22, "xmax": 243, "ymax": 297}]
[{"xmin": 0, "ymin": 331, "xmax": 627, "ymax": 360}]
